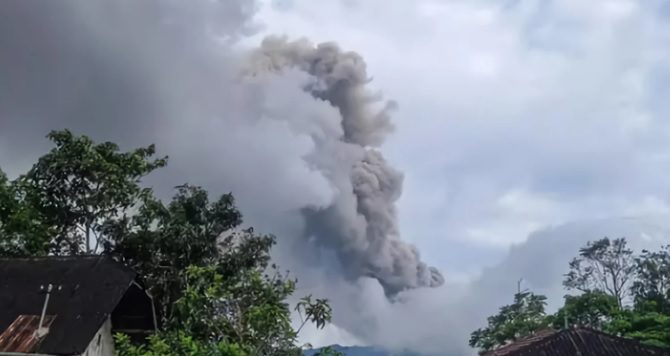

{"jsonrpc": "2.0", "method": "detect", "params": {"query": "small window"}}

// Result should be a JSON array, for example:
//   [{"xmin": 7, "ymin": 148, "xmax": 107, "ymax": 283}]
[{"xmin": 97, "ymin": 334, "xmax": 102, "ymax": 346}]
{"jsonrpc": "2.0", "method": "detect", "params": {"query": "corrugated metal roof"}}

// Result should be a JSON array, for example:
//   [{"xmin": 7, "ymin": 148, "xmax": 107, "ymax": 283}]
[
  {"xmin": 0, "ymin": 315, "xmax": 56, "ymax": 353},
  {"xmin": 482, "ymin": 328, "xmax": 670, "ymax": 356},
  {"xmin": 481, "ymin": 329, "xmax": 557, "ymax": 356}
]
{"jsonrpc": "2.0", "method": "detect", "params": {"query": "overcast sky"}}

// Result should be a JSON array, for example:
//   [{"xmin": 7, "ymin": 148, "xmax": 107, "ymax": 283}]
[
  {"xmin": 3, "ymin": 0, "xmax": 670, "ymax": 354},
  {"xmin": 250, "ymin": 0, "xmax": 670, "ymax": 280},
  {"xmin": 250, "ymin": 1, "xmax": 670, "ymax": 352}
]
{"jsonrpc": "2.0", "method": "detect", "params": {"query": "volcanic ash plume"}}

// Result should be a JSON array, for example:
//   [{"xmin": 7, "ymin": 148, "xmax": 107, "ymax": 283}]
[
  {"xmin": 0, "ymin": 0, "xmax": 442, "ymax": 296},
  {"xmin": 249, "ymin": 37, "xmax": 445, "ymax": 295}
]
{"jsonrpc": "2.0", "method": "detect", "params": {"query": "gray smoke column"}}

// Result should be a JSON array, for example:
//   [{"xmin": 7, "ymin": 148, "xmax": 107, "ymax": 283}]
[
  {"xmin": 248, "ymin": 37, "xmax": 444, "ymax": 294},
  {"xmin": 0, "ymin": 0, "xmax": 442, "ymax": 296}
]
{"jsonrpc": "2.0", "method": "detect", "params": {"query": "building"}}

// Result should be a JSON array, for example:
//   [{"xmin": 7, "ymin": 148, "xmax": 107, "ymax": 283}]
[
  {"xmin": 0, "ymin": 256, "xmax": 157, "ymax": 356},
  {"xmin": 481, "ymin": 327, "xmax": 670, "ymax": 356}
]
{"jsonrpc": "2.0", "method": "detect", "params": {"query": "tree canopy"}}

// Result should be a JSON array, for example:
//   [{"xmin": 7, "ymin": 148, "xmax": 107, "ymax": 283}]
[
  {"xmin": 563, "ymin": 237, "xmax": 635, "ymax": 307},
  {"xmin": 468, "ymin": 291, "xmax": 549, "ymax": 351},
  {"xmin": 0, "ymin": 168, "xmax": 51, "ymax": 256},
  {"xmin": 470, "ymin": 237, "xmax": 670, "ymax": 353},
  {"xmin": 550, "ymin": 290, "xmax": 620, "ymax": 330},
  {"xmin": 0, "ymin": 130, "xmax": 339, "ymax": 356},
  {"xmin": 633, "ymin": 245, "xmax": 670, "ymax": 314}
]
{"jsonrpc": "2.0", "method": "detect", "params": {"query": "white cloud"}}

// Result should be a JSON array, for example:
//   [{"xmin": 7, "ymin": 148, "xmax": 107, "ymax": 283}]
[
  {"xmin": 464, "ymin": 188, "xmax": 563, "ymax": 246},
  {"xmin": 624, "ymin": 196, "xmax": 670, "ymax": 216}
]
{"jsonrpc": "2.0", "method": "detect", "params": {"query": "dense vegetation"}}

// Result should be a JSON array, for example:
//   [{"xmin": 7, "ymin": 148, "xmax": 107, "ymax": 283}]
[
  {"xmin": 470, "ymin": 237, "xmax": 670, "ymax": 352},
  {"xmin": 0, "ymin": 130, "xmax": 341, "ymax": 356},
  {"xmin": 10, "ymin": 130, "xmax": 670, "ymax": 355}
]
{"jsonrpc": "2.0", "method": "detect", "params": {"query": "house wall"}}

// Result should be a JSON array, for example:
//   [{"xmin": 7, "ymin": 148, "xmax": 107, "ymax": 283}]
[{"xmin": 81, "ymin": 318, "xmax": 114, "ymax": 356}]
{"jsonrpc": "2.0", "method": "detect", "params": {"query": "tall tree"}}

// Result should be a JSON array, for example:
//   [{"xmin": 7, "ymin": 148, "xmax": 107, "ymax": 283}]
[
  {"xmin": 17, "ymin": 130, "xmax": 166, "ymax": 254},
  {"xmin": 105, "ymin": 184, "xmax": 244, "ymax": 324},
  {"xmin": 563, "ymin": 237, "xmax": 635, "ymax": 307},
  {"xmin": 171, "ymin": 265, "xmax": 332, "ymax": 355},
  {"xmin": 1, "ymin": 131, "xmax": 337, "ymax": 355},
  {"xmin": 115, "ymin": 332, "xmax": 247, "ymax": 356},
  {"xmin": 632, "ymin": 246, "xmax": 670, "ymax": 314},
  {"xmin": 469, "ymin": 291, "xmax": 550, "ymax": 352},
  {"xmin": 104, "ymin": 183, "xmax": 335, "ymax": 354},
  {"xmin": 474, "ymin": 239, "xmax": 670, "ymax": 352},
  {"xmin": 0, "ymin": 169, "xmax": 51, "ymax": 256},
  {"xmin": 605, "ymin": 309, "xmax": 670, "ymax": 349},
  {"xmin": 550, "ymin": 290, "xmax": 620, "ymax": 330}
]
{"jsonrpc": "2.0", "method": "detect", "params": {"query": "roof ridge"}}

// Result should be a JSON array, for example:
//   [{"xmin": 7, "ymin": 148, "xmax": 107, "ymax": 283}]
[
  {"xmin": 488, "ymin": 328, "xmax": 584, "ymax": 356},
  {"xmin": 493, "ymin": 327, "xmax": 670, "ymax": 355},
  {"xmin": 571, "ymin": 327, "xmax": 670, "ymax": 353},
  {"xmin": 513, "ymin": 329, "xmax": 566, "ymax": 353},
  {"xmin": 482, "ymin": 329, "xmax": 558, "ymax": 355}
]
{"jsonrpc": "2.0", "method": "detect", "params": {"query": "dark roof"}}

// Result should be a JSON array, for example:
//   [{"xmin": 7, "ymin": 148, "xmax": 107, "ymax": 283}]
[
  {"xmin": 0, "ymin": 256, "xmax": 138, "ymax": 355},
  {"xmin": 482, "ymin": 328, "xmax": 670, "ymax": 356},
  {"xmin": 482, "ymin": 329, "xmax": 557, "ymax": 356}
]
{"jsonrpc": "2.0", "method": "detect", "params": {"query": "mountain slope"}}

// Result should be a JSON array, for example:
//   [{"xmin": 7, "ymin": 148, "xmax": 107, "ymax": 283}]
[{"xmin": 304, "ymin": 345, "xmax": 426, "ymax": 356}]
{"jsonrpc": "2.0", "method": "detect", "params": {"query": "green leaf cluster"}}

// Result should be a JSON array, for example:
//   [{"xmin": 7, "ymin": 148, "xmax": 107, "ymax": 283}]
[
  {"xmin": 0, "ymin": 130, "xmax": 339, "ymax": 356},
  {"xmin": 470, "ymin": 237, "xmax": 670, "ymax": 352}
]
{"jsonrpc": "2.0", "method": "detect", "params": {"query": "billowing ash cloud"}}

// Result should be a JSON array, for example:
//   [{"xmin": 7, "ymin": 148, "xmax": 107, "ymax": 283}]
[
  {"xmin": 249, "ymin": 37, "xmax": 444, "ymax": 294},
  {"xmin": 314, "ymin": 218, "xmax": 670, "ymax": 356},
  {"xmin": 0, "ymin": 1, "xmax": 441, "ymax": 295},
  {"xmin": 249, "ymin": 37, "xmax": 395, "ymax": 147}
]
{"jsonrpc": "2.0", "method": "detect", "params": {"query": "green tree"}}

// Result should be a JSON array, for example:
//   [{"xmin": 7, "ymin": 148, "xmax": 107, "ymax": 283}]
[
  {"xmin": 168, "ymin": 264, "xmax": 302, "ymax": 355},
  {"xmin": 17, "ymin": 130, "xmax": 166, "ymax": 254},
  {"xmin": 105, "ymin": 184, "xmax": 244, "ymax": 324},
  {"xmin": 116, "ymin": 264, "xmax": 333, "ymax": 356},
  {"xmin": 469, "ymin": 291, "xmax": 550, "ymax": 352},
  {"xmin": 474, "ymin": 239, "xmax": 670, "ymax": 353},
  {"xmin": 0, "ymin": 131, "xmax": 338, "ymax": 355},
  {"xmin": 313, "ymin": 346, "xmax": 345, "ymax": 356},
  {"xmin": 0, "ymin": 169, "xmax": 51, "ymax": 256},
  {"xmin": 563, "ymin": 237, "xmax": 635, "ymax": 307},
  {"xmin": 115, "ymin": 332, "xmax": 247, "ymax": 356},
  {"xmin": 550, "ymin": 290, "xmax": 620, "ymax": 330},
  {"xmin": 632, "ymin": 246, "xmax": 670, "ymax": 314},
  {"xmin": 295, "ymin": 295, "xmax": 333, "ymax": 334},
  {"xmin": 605, "ymin": 308, "xmax": 670, "ymax": 348},
  {"xmin": 559, "ymin": 239, "xmax": 670, "ymax": 349}
]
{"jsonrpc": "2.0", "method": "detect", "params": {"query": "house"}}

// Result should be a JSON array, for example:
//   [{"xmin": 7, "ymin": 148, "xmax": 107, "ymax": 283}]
[
  {"xmin": 0, "ymin": 256, "xmax": 157, "ymax": 356},
  {"xmin": 481, "ymin": 327, "xmax": 670, "ymax": 356}
]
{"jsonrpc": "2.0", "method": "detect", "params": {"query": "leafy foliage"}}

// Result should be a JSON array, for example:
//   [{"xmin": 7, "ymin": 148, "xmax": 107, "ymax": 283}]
[
  {"xmin": 170, "ymin": 264, "xmax": 301, "ymax": 355},
  {"xmin": 468, "ymin": 291, "xmax": 550, "ymax": 351},
  {"xmin": 632, "ymin": 246, "xmax": 670, "ymax": 314},
  {"xmin": 563, "ymin": 237, "xmax": 635, "ymax": 307},
  {"xmin": 550, "ymin": 290, "xmax": 619, "ymax": 329},
  {"xmin": 17, "ymin": 130, "xmax": 166, "ymax": 254},
  {"xmin": 295, "ymin": 295, "xmax": 333, "ymax": 333},
  {"xmin": 605, "ymin": 308, "xmax": 670, "ymax": 348},
  {"xmin": 0, "ymin": 170, "xmax": 51, "ymax": 256},
  {"xmin": 312, "ymin": 346, "xmax": 345, "ymax": 356},
  {"xmin": 115, "ymin": 332, "xmax": 247, "ymax": 356},
  {"xmin": 471, "ymin": 237, "xmax": 670, "ymax": 353},
  {"xmin": 105, "ymin": 184, "xmax": 244, "ymax": 324},
  {"xmin": 0, "ymin": 131, "xmax": 337, "ymax": 356}
]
